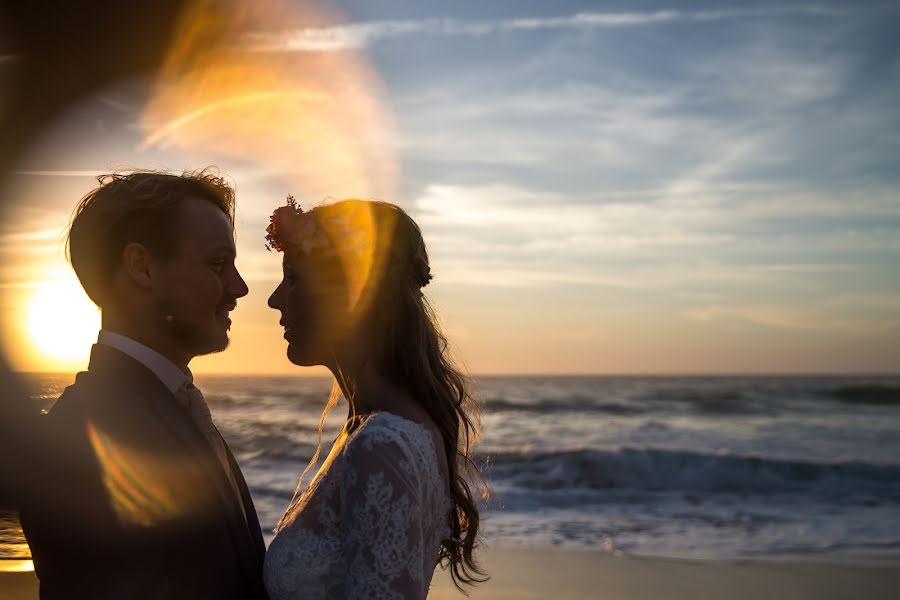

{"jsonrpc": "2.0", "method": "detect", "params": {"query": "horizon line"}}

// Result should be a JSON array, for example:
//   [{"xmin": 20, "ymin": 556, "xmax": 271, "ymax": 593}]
[{"xmin": 12, "ymin": 370, "xmax": 900, "ymax": 378}]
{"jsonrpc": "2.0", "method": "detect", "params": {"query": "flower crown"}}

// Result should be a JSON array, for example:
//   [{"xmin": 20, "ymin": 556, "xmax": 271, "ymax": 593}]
[
  {"xmin": 265, "ymin": 195, "xmax": 370, "ymax": 257},
  {"xmin": 265, "ymin": 195, "xmax": 326, "ymax": 254}
]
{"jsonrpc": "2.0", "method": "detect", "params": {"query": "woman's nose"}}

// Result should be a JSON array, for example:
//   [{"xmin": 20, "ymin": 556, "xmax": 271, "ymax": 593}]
[{"xmin": 268, "ymin": 282, "xmax": 282, "ymax": 310}]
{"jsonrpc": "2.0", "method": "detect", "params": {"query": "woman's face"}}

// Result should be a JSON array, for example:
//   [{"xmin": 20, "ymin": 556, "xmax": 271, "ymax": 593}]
[{"xmin": 268, "ymin": 254, "xmax": 349, "ymax": 366}]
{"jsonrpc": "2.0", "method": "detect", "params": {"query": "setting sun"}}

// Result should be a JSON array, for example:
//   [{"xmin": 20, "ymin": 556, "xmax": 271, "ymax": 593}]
[{"xmin": 26, "ymin": 277, "xmax": 100, "ymax": 367}]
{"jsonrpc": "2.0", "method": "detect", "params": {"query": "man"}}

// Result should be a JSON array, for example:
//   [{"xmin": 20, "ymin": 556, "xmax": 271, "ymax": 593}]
[{"xmin": 19, "ymin": 170, "xmax": 267, "ymax": 599}]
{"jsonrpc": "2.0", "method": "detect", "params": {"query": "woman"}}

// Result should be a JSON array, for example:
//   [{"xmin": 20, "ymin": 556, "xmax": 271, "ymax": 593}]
[{"xmin": 263, "ymin": 197, "xmax": 486, "ymax": 599}]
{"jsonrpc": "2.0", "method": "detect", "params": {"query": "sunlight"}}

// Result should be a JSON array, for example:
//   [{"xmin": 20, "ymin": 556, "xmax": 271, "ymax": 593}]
[
  {"xmin": 26, "ymin": 276, "xmax": 100, "ymax": 367},
  {"xmin": 0, "ymin": 559, "xmax": 34, "ymax": 573}
]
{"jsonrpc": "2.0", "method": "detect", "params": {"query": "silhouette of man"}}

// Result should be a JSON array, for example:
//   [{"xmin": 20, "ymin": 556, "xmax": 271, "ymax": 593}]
[{"xmin": 19, "ymin": 170, "xmax": 267, "ymax": 599}]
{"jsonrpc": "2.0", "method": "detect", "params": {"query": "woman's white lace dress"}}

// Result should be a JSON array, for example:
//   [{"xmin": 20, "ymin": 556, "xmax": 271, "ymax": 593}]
[{"xmin": 264, "ymin": 412, "xmax": 452, "ymax": 600}]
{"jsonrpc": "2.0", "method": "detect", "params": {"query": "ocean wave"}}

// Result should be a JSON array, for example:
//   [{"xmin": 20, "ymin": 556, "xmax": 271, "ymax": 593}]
[
  {"xmin": 637, "ymin": 387, "xmax": 779, "ymax": 415},
  {"xmin": 221, "ymin": 422, "xmax": 319, "ymax": 461},
  {"xmin": 206, "ymin": 391, "xmax": 329, "ymax": 409},
  {"xmin": 830, "ymin": 384, "xmax": 900, "ymax": 406},
  {"xmin": 482, "ymin": 389, "xmax": 773, "ymax": 417},
  {"xmin": 483, "ymin": 396, "xmax": 643, "ymax": 416},
  {"xmin": 483, "ymin": 447, "xmax": 900, "ymax": 496}
]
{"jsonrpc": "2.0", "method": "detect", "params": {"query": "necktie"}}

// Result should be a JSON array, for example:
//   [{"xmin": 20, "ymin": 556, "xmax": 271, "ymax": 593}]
[{"xmin": 176, "ymin": 382, "xmax": 247, "ymax": 522}]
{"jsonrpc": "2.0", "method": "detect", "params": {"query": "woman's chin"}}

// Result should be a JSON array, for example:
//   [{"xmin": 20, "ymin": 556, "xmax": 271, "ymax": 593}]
[{"xmin": 286, "ymin": 343, "xmax": 319, "ymax": 367}]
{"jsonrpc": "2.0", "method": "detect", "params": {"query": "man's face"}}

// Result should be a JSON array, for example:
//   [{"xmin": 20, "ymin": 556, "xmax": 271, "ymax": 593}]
[{"xmin": 152, "ymin": 196, "xmax": 248, "ymax": 358}]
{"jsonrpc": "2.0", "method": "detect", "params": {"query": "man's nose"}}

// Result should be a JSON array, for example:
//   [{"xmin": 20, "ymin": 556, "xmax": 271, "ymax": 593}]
[{"xmin": 230, "ymin": 267, "xmax": 249, "ymax": 299}]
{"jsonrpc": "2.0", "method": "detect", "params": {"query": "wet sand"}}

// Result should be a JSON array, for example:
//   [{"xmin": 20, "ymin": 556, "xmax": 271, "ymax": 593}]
[
  {"xmin": 3, "ymin": 548, "xmax": 900, "ymax": 599},
  {"xmin": 427, "ymin": 547, "xmax": 900, "ymax": 600},
  {"xmin": 0, "ymin": 570, "xmax": 34, "ymax": 600}
]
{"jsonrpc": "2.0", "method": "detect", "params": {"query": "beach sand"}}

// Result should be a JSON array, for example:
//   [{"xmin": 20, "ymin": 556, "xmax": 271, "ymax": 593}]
[
  {"xmin": 0, "ymin": 571, "xmax": 33, "ymax": 600},
  {"xmin": 2, "ymin": 548, "xmax": 899, "ymax": 599},
  {"xmin": 428, "ymin": 547, "xmax": 900, "ymax": 600}
]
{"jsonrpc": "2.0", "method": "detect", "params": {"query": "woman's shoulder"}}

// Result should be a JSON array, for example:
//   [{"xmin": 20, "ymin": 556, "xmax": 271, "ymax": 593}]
[
  {"xmin": 349, "ymin": 411, "xmax": 433, "ymax": 448},
  {"xmin": 341, "ymin": 411, "xmax": 449, "ymax": 507},
  {"xmin": 343, "ymin": 411, "xmax": 441, "ymax": 471}
]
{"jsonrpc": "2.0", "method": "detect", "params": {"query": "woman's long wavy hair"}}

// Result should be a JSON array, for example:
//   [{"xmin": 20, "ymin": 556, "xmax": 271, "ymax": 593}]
[{"xmin": 280, "ymin": 199, "xmax": 488, "ymax": 592}]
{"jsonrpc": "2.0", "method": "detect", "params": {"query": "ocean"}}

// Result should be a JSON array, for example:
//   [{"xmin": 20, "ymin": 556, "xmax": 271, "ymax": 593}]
[{"xmin": 3, "ymin": 374, "xmax": 900, "ymax": 565}]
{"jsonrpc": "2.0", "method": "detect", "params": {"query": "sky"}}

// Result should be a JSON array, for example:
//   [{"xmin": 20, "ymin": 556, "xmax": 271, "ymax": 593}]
[{"xmin": 1, "ymin": 0, "xmax": 899, "ymax": 375}]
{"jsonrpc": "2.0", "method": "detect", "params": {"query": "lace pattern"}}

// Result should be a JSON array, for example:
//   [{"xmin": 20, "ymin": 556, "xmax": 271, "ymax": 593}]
[{"xmin": 264, "ymin": 412, "xmax": 452, "ymax": 600}]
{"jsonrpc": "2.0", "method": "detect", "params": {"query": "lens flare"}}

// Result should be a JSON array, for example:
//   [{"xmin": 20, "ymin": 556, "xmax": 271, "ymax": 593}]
[
  {"xmin": 141, "ymin": 0, "xmax": 400, "ymax": 329},
  {"xmin": 139, "ymin": 0, "xmax": 396, "ymax": 199},
  {"xmin": 86, "ymin": 421, "xmax": 181, "ymax": 527},
  {"xmin": 85, "ymin": 419, "xmax": 225, "ymax": 528}
]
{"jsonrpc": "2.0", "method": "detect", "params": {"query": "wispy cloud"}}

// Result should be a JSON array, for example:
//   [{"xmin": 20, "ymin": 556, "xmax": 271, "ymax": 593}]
[
  {"xmin": 247, "ymin": 6, "xmax": 843, "ymax": 52},
  {"xmin": 413, "ymin": 181, "xmax": 893, "ymax": 288},
  {"xmin": 0, "ymin": 228, "xmax": 66, "ymax": 244},
  {"xmin": 416, "ymin": 182, "xmax": 900, "ymax": 248},
  {"xmin": 433, "ymin": 260, "xmax": 854, "ymax": 289},
  {"xmin": 685, "ymin": 299, "xmax": 900, "ymax": 334}
]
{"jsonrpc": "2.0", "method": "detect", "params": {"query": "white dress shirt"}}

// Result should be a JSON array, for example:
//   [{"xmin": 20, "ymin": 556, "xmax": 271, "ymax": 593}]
[{"xmin": 97, "ymin": 329, "xmax": 191, "ymax": 394}]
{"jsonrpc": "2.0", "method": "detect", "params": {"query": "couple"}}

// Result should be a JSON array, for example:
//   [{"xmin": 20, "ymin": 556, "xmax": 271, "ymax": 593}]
[{"xmin": 18, "ymin": 170, "xmax": 485, "ymax": 599}]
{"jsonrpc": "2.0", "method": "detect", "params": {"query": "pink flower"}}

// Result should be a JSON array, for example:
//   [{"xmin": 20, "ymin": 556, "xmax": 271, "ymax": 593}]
[{"xmin": 265, "ymin": 195, "xmax": 303, "ymax": 252}]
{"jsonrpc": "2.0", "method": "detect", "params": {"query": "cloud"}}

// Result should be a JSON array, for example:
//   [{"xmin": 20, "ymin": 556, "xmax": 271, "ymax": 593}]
[
  {"xmin": 685, "ymin": 299, "xmax": 900, "ymax": 334},
  {"xmin": 392, "ymin": 83, "xmax": 702, "ymax": 173},
  {"xmin": 416, "ymin": 181, "xmax": 900, "ymax": 243},
  {"xmin": 432, "ymin": 258, "xmax": 855, "ymax": 289},
  {"xmin": 386, "ymin": 42, "xmax": 850, "ymax": 187},
  {"xmin": 434, "ymin": 262, "xmax": 658, "ymax": 289},
  {"xmin": 246, "ymin": 7, "xmax": 843, "ymax": 52},
  {"xmin": 412, "ymin": 181, "xmax": 894, "ymax": 289},
  {"xmin": 0, "ymin": 228, "xmax": 65, "ymax": 245}
]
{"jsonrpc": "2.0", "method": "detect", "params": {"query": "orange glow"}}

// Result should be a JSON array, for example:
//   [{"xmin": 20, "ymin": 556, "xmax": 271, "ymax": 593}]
[
  {"xmin": 323, "ymin": 202, "xmax": 379, "ymax": 313},
  {"xmin": 139, "ymin": 0, "xmax": 396, "ymax": 199},
  {"xmin": 139, "ymin": 0, "xmax": 398, "ymax": 337},
  {"xmin": 86, "ymin": 421, "xmax": 181, "ymax": 527}
]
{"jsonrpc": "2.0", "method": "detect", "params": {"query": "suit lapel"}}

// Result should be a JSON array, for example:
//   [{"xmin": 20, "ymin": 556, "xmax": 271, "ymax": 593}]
[
  {"xmin": 224, "ymin": 442, "xmax": 267, "ymax": 558},
  {"xmin": 145, "ymin": 390, "xmax": 262, "ymax": 581}
]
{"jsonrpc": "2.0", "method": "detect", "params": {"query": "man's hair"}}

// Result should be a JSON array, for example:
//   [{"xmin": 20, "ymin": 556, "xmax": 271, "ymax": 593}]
[{"xmin": 67, "ymin": 168, "xmax": 235, "ymax": 307}]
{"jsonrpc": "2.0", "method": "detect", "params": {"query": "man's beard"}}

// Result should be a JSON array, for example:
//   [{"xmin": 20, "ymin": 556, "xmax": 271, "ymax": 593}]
[{"xmin": 156, "ymin": 297, "xmax": 230, "ymax": 358}]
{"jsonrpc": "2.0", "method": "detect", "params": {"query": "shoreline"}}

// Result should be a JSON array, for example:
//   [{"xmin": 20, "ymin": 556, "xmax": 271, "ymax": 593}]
[{"xmin": 4, "ymin": 548, "xmax": 900, "ymax": 600}]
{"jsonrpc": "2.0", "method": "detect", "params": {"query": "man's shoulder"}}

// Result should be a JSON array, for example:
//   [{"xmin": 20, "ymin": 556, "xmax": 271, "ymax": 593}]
[
  {"xmin": 45, "ymin": 370, "xmax": 104, "ymax": 422},
  {"xmin": 46, "ymin": 356, "xmax": 171, "ymax": 427}
]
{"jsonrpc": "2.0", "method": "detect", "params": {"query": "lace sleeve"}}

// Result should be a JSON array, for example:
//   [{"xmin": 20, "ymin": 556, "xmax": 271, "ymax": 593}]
[{"xmin": 339, "ymin": 427, "xmax": 427, "ymax": 600}]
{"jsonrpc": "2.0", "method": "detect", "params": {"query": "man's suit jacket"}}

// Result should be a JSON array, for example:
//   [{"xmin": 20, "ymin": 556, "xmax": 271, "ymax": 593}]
[{"xmin": 19, "ymin": 344, "xmax": 268, "ymax": 599}]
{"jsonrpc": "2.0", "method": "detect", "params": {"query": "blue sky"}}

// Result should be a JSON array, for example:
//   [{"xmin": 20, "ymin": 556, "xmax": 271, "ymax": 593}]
[{"xmin": 1, "ymin": 1, "xmax": 899, "ymax": 373}]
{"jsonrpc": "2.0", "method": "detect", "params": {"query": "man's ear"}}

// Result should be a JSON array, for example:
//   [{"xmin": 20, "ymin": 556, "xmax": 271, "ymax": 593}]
[{"xmin": 121, "ymin": 242, "xmax": 153, "ymax": 288}]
